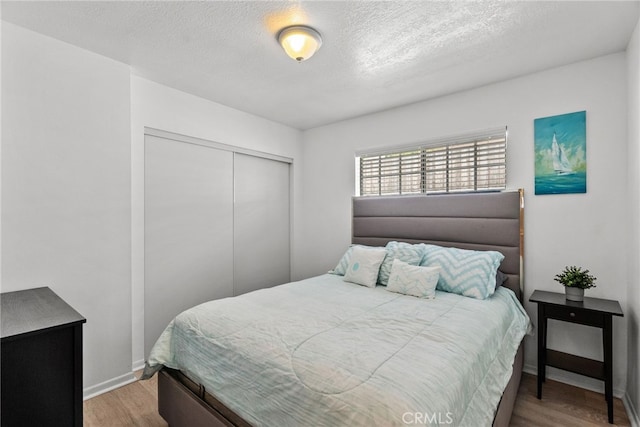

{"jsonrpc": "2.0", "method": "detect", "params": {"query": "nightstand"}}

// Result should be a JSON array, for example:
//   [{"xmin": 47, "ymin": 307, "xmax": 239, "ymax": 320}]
[
  {"xmin": 529, "ymin": 290, "xmax": 623, "ymax": 424},
  {"xmin": 1, "ymin": 287, "xmax": 86, "ymax": 426}
]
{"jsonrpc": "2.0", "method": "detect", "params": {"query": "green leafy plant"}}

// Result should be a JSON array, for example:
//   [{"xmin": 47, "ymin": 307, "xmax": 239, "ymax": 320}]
[{"xmin": 554, "ymin": 266, "xmax": 596, "ymax": 289}]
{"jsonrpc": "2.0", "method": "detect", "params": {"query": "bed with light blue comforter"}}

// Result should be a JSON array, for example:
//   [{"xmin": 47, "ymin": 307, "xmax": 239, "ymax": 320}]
[{"xmin": 144, "ymin": 273, "xmax": 530, "ymax": 427}]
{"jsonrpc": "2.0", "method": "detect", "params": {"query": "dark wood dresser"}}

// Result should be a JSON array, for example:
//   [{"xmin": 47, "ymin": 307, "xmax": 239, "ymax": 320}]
[{"xmin": 1, "ymin": 287, "xmax": 86, "ymax": 426}]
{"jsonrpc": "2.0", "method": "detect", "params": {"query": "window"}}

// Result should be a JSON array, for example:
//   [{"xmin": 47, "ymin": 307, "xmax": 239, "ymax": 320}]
[{"xmin": 357, "ymin": 128, "xmax": 506, "ymax": 196}]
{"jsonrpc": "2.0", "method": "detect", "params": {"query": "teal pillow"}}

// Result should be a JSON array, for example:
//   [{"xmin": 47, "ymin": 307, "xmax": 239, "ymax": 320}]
[
  {"xmin": 378, "ymin": 241, "xmax": 424, "ymax": 286},
  {"xmin": 419, "ymin": 244, "xmax": 504, "ymax": 299}
]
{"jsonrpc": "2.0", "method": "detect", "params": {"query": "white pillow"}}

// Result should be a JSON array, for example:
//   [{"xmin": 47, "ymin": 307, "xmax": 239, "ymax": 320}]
[
  {"xmin": 386, "ymin": 259, "xmax": 440, "ymax": 299},
  {"xmin": 343, "ymin": 246, "xmax": 387, "ymax": 288},
  {"xmin": 329, "ymin": 244, "xmax": 374, "ymax": 276}
]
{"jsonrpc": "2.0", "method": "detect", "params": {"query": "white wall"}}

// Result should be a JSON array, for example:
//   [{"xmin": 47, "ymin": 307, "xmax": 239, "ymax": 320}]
[
  {"xmin": 626, "ymin": 14, "xmax": 640, "ymax": 425},
  {"xmin": 1, "ymin": 23, "xmax": 133, "ymax": 396},
  {"xmin": 1, "ymin": 22, "xmax": 303, "ymax": 398},
  {"xmin": 1, "ymin": 10, "xmax": 3, "ymax": 306},
  {"xmin": 130, "ymin": 76, "xmax": 302, "ymax": 368},
  {"xmin": 299, "ymin": 53, "xmax": 629, "ymax": 395}
]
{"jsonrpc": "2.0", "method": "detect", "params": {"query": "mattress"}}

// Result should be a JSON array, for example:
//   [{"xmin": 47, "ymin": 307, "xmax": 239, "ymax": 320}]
[{"xmin": 144, "ymin": 273, "xmax": 531, "ymax": 427}]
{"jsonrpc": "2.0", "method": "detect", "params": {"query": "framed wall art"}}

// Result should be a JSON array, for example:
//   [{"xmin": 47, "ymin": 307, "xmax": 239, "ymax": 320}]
[{"xmin": 534, "ymin": 110, "xmax": 587, "ymax": 195}]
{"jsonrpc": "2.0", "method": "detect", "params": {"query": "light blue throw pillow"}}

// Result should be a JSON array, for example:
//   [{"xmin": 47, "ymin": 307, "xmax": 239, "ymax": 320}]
[
  {"xmin": 386, "ymin": 259, "xmax": 440, "ymax": 299},
  {"xmin": 329, "ymin": 245, "xmax": 359, "ymax": 276},
  {"xmin": 378, "ymin": 241, "xmax": 424, "ymax": 286},
  {"xmin": 330, "ymin": 245, "xmax": 379, "ymax": 276},
  {"xmin": 419, "ymin": 244, "xmax": 504, "ymax": 300}
]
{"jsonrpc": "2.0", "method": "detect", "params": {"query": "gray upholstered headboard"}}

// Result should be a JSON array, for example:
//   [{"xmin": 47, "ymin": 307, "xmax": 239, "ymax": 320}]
[{"xmin": 352, "ymin": 190, "xmax": 524, "ymax": 300}]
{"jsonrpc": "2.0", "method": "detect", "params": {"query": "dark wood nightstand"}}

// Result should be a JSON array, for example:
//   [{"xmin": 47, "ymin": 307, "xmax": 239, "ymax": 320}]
[
  {"xmin": 1, "ymin": 287, "xmax": 86, "ymax": 426},
  {"xmin": 529, "ymin": 290, "xmax": 623, "ymax": 424}
]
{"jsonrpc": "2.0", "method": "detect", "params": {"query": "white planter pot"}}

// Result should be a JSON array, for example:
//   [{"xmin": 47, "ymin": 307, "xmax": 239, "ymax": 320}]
[{"xmin": 565, "ymin": 287, "xmax": 584, "ymax": 302}]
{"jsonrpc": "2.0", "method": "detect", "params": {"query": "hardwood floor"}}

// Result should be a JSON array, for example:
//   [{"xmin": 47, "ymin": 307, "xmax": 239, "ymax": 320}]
[
  {"xmin": 511, "ymin": 374, "xmax": 630, "ymax": 427},
  {"xmin": 84, "ymin": 373, "xmax": 166, "ymax": 427},
  {"xmin": 83, "ymin": 372, "xmax": 631, "ymax": 426}
]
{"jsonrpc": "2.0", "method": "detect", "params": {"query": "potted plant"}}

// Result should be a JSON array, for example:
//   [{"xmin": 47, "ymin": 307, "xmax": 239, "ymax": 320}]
[{"xmin": 554, "ymin": 265, "xmax": 596, "ymax": 301}]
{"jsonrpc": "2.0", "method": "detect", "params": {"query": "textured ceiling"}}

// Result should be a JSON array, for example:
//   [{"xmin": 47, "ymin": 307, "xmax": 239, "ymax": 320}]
[{"xmin": 2, "ymin": 1, "xmax": 639, "ymax": 130}]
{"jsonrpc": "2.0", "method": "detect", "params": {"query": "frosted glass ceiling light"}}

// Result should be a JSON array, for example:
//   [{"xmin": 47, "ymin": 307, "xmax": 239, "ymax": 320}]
[{"xmin": 277, "ymin": 25, "xmax": 322, "ymax": 62}]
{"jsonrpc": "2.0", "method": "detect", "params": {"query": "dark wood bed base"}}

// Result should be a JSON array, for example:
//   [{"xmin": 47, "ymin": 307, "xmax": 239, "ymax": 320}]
[{"xmin": 157, "ymin": 190, "xmax": 525, "ymax": 427}]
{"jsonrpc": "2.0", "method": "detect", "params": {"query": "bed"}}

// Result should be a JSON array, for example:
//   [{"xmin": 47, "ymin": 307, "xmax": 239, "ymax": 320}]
[{"xmin": 143, "ymin": 189, "xmax": 529, "ymax": 427}]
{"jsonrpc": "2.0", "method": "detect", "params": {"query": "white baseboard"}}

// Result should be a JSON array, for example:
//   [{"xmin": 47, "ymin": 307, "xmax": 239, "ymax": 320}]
[
  {"xmin": 523, "ymin": 363, "xmax": 625, "ymax": 398},
  {"xmin": 132, "ymin": 358, "xmax": 146, "ymax": 372},
  {"xmin": 83, "ymin": 371, "xmax": 137, "ymax": 401},
  {"xmin": 624, "ymin": 393, "xmax": 640, "ymax": 427}
]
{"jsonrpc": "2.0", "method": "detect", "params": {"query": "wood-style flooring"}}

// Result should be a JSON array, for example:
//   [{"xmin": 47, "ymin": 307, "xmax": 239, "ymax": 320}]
[
  {"xmin": 83, "ymin": 372, "xmax": 166, "ymax": 427},
  {"xmin": 511, "ymin": 374, "xmax": 630, "ymax": 426},
  {"xmin": 83, "ymin": 372, "xmax": 631, "ymax": 426}
]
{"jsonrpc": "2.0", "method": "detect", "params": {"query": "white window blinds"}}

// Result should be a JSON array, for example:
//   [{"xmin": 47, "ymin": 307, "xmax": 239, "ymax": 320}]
[{"xmin": 358, "ymin": 128, "xmax": 507, "ymax": 196}]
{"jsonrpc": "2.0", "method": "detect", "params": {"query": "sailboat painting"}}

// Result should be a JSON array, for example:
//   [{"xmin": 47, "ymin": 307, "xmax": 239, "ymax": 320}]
[{"xmin": 534, "ymin": 111, "xmax": 587, "ymax": 195}]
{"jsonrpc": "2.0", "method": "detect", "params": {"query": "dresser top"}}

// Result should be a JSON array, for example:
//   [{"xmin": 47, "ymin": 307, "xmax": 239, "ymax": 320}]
[
  {"xmin": 529, "ymin": 289, "xmax": 623, "ymax": 317},
  {"xmin": 1, "ymin": 287, "xmax": 86, "ymax": 340}
]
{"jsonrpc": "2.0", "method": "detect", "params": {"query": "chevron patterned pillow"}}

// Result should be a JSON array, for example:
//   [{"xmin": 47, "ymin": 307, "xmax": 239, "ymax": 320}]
[
  {"xmin": 419, "ymin": 244, "xmax": 504, "ymax": 300},
  {"xmin": 386, "ymin": 259, "xmax": 440, "ymax": 299},
  {"xmin": 330, "ymin": 245, "xmax": 371, "ymax": 276},
  {"xmin": 377, "ymin": 241, "xmax": 424, "ymax": 286}
]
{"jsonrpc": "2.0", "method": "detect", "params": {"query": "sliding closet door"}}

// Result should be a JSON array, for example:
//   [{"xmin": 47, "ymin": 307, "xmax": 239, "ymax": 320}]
[
  {"xmin": 233, "ymin": 153, "xmax": 291, "ymax": 295},
  {"xmin": 144, "ymin": 135, "xmax": 234, "ymax": 356}
]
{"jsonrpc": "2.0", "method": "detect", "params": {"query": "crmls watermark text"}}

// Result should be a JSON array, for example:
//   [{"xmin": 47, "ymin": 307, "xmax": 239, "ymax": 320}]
[{"xmin": 402, "ymin": 411, "xmax": 454, "ymax": 425}]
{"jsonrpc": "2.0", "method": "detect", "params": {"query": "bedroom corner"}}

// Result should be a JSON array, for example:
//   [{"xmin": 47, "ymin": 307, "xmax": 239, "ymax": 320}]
[{"xmin": 625, "ymin": 12, "xmax": 640, "ymax": 427}]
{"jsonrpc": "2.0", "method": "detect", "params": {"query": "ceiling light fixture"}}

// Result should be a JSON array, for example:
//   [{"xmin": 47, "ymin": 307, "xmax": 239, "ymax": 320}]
[{"xmin": 277, "ymin": 25, "xmax": 322, "ymax": 63}]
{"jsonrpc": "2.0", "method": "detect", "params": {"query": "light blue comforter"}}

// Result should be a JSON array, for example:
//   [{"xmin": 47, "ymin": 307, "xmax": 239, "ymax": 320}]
[{"xmin": 144, "ymin": 274, "xmax": 530, "ymax": 426}]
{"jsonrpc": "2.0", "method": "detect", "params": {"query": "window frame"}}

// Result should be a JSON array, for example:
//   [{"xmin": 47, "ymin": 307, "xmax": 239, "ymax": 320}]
[{"xmin": 356, "ymin": 127, "xmax": 507, "ymax": 197}]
